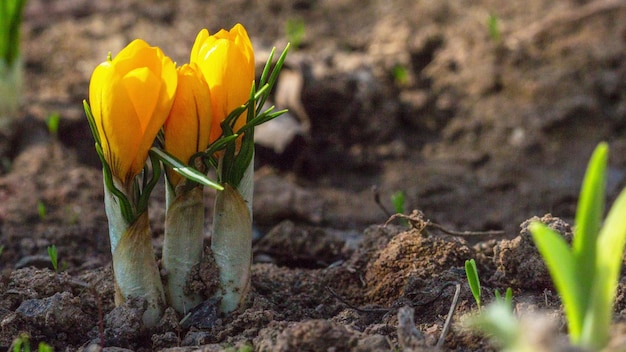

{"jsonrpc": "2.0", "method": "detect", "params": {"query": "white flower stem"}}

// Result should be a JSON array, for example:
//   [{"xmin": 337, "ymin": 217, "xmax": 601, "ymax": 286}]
[
  {"xmin": 104, "ymin": 176, "xmax": 165, "ymax": 327},
  {"xmin": 162, "ymin": 184, "xmax": 205, "ymax": 314}
]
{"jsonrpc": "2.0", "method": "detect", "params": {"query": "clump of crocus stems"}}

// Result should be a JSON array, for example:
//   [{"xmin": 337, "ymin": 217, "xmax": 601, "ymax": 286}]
[
  {"xmin": 161, "ymin": 25, "xmax": 289, "ymax": 314},
  {"xmin": 0, "ymin": 0, "xmax": 27, "ymax": 127}
]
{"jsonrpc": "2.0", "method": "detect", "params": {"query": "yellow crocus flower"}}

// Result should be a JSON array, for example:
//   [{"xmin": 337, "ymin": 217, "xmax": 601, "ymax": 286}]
[
  {"xmin": 190, "ymin": 23, "xmax": 255, "ymax": 144},
  {"xmin": 164, "ymin": 63, "xmax": 213, "ymax": 186},
  {"xmin": 89, "ymin": 39, "xmax": 177, "ymax": 186}
]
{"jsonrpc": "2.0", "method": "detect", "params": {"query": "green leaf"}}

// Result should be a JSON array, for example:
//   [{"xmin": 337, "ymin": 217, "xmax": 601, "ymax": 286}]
[
  {"xmin": 465, "ymin": 259, "xmax": 481, "ymax": 308},
  {"xmin": 136, "ymin": 151, "xmax": 162, "ymax": 215},
  {"xmin": 391, "ymin": 191, "xmax": 406, "ymax": 214},
  {"xmin": 572, "ymin": 144, "xmax": 607, "ymax": 294},
  {"xmin": 530, "ymin": 222, "xmax": 583, "ymax": 340},
  {"xmin": 505, "ymin": 287, "xmax": 513, "ymax": 307},
  {"xmin": 256, "ymin": 44, "xmax": 290, "ymax": 117},
  {"xmin": 581, "ymin": 188, "xmax": 626, "ymax": 349},
  {"xmin": 0, "ymin": 0, "xmax": 27, "ymax": 66},
  {"xmin": 150, "ymin": 147, "xmax": 223, "ymax": 191},
  {"xmin": 45, "ymin": 112, "xmax": 60, "ymax": 138},
  {"xmin": 38, "ymin": 342, "xmax": 53, "ymax": 352},
  {"xmin": 47, "ymin": 245, "xmax": 58, "ymax": 273},
  {"xmin": 83, "ymin": 100, "xmax": 101, "ymax": 146}
]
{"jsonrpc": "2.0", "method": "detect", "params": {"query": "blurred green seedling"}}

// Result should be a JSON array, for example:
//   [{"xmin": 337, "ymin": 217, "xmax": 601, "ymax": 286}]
[
  {"xmin": 37, "ymin": 200, "xmax": 46, "ymax": 220},
  {"xmin": 495, "ymin": 287, "xmax": 513, "ymax": 309},
  {"xmin": 45, "ymin": 112, "xmax": 60, "ymax": 139},
  {"xmin": 391, "ymin": 190, "xmax": 406, "ymax": 214},
  {"xmin": 391, "ymin": 190, "xmax": 409, "ymax": 226},
  {"xmin": 465, "ymin": 300, "xmax": 528, "ymax": 351},
  {"xmin": 392, "ymin": 64, "xmax": 410, "ymax": 86},
  {"xmin": 487, "ymin": 14, "xmax": 501, "ymax": 42},
  {"xmin": 530, "ymin": 142, "xmax": 626, "ymax": 350},
  {"xmin": 11, "ymin": 333, "xmax": 53, "ymax": 352},
  {"xmin": 285, "ymin": 18, "xmax": 305, "ymax": 49},
  {"xmin": 47, "ymin": 244, "xmax": 58, "ymax": 273},
  {"xmin": 465, "ymin": 258, "xmax": 481, "ymax": 309}
]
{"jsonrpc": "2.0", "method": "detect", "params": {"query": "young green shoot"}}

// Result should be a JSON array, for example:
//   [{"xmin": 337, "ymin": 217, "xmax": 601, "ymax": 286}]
[
  {"xmin": 487, "ymin": 14, "xmax": 501, "ymax": 43},
  {"xmin": 10, "ymin": 333, "xmax": 53, "ymax": 352},
  {"xmin": 530, "ymin": 142, "xmax": 626, "ymax": 350},
  {"xmin": 391, "ymin": 190, "xmax": 409, "ymax": 226},
  {"xmin": 45, "ymin": 112, "xmax": 60, "ymax": 140},
  {"xmin": 465, "ymin": 301, "xmax": 529, "ymax": 352},
  {"xmin": 391, "ymin": 190, "xmax": 406, "ymax": 214},
  {"xmin": 392, "ymin": 65, "xmax": 410, "ymax": 86},
  {"xmin": 495, "ymin": 287, "xmax": 513, "ymax": 310},
  {"xmin": 47, "ymin": 244, "xmax": 58, "ymax": 273},
  {"xmin": 465, "ymin": 259, "xmax": 481, "ymax": 309},
  {"xmin": 36, "ymin": 200, "xmax": 46, "ymax": 220},
  {"xmin": 285, "ymin": 18, "xmax": 305, "ymax": 49}
]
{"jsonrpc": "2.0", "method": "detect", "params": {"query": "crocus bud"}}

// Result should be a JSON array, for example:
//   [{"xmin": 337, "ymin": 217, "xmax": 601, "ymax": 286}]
[
  {"xmin": 164, "ymin": 63, "xmax": 213, "ymax": 187},
  {"xmin": 190, "ymin": 23, "xmax": 255, "ymax": 143},
  {"xmin": 89, "ymin": 39, "xmax": 177, "ymax": 186}
]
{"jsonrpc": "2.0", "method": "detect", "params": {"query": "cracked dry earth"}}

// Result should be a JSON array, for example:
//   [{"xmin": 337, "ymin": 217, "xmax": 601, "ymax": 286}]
[{"xmin": 1, "ymin": 0, "xmax": 626, "ymax": 351}]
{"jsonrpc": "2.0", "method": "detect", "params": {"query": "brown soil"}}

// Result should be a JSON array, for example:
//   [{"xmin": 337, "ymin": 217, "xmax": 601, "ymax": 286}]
[{"xmin": 1, "ymin": 0, "xmax": 626, "ymax": 351}]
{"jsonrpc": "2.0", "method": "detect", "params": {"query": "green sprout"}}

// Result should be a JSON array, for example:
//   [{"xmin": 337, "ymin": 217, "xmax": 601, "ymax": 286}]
[
  {"xmin": 45, "ymin": 112, "xmax": 60, "ymax": 139},
  {"xmin": 37, "ymin": 343, "xmax": 52, "ymax": 352},
  {"xmin": 11, "ymin": 333, "xmax": 53, "ymax": 352},
  {"xmin": 487, "ymin": 14, "xmax": 501, "ymax": 43},
  {"xmin": 390, "ymin": 190, "xmax": 409, "ymax": 226},
  {"xmin": 495, "ymin": 287, "xmax": 513, "ymax": 310},
  {"xmin": 392, "ymin": 64, "xmax": 410, "ymax": 86},
  {"xmin": 391, "ymin": 190, "xmax": 406, "ymax": 214},
  {"xmin": 0, "ymin": 245, "xmax": 4, "ymax": 257},
  {"xmin": 465, "ymin": 258, "xmax": 481, "ymax": 309},
  {"xmin": 530, "ymin": 142, "xmax": 626, "ymax": 350},
  {"xmin": 285, "ymin": 18, "xmax": 305, "ymax": 49},
  {"xmin": 465, "ymin": 301, "xmax": 529, "ymax": 352},
  {"xmin": 47, "ymin": 244, "xmax": 58, "ymax": 273},
  {"xmin": 37, "ymin": 200, "xmax": 46, "ymax": 220}
]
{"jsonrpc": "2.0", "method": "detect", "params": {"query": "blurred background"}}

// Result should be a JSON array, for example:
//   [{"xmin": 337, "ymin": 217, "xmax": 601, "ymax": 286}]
[{"xmin": 2, "ymin": 0, "xmax": 625, "ymax": 244}]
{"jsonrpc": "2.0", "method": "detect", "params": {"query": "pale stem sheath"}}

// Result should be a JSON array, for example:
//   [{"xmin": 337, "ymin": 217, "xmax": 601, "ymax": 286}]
[
  {"xmin": 162, "ymin": 184, "xmax": 205, "ymax": 314},
  {"xmin": 211, "ymin": 183, "xmax": 253, "ymax": 313},
  {"xmin": 104, "ymin": 177, "xmax": 165, "ymax": 327}
]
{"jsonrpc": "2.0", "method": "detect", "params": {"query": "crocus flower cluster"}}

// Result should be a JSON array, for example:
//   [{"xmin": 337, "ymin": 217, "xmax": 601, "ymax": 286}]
[{"xmin": 85, "ymin": 24, "xmax": 264, "ymax": 327}]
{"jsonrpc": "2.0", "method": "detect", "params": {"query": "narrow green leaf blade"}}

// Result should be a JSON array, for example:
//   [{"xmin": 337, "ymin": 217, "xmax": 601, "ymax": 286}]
[
  {"xmin": 572, "ymin": 143, "xmax": 608, "ymax": 294},
  {"xmin": 530, "ymin": 221, "xmax": 583, "ymax": 340},
  {"xmin": 581, "ymin": 188, "xmax": 626, "ymax": 350},
  {"xmin": 465, "ymin": 259, "xmax": 481, "ymax": 308},
  {"xmin": 150, "ymin": 147, "xmax": 223, "ymax": 191}
]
